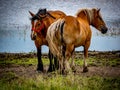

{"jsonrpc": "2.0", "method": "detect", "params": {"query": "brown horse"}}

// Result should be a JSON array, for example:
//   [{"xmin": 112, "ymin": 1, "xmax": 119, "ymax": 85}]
[
  {"xmin": 29, "ymin": 8, "xmax": 66, "ymax": 72},
  {"xmin": 46, "ymin": 8, "xmax": 108, "ymax": 74}
]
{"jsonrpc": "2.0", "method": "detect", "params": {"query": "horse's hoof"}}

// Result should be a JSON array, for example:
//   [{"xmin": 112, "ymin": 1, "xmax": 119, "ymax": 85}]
[
  {"xmin": 48, "ymin": 67, "xmax": 55, "ymax": 72},
  {"xmin": 47, "ymin": 68, "xmax": 52, "ymax": 72},
  {"xmin": 37, "ymin": 70, "xmax": 43, "ymax": 73},
  {"xmin": 83, "ymin": 67, "xmax": 88, "ymax": 73},
  {"xmin": 47, "ymin": 69, "xmax": 54, "ymax": 72},
  {"xmin": 71, "ymin": 66, "xmax": 76, "ymax": 72},
  {"xmin": 37, "ymin": 68, "xmax": 44, "ymax": 72},
  {"xmin": 62, "ymin": 69, "xmax": 72, "ymax": 75}
]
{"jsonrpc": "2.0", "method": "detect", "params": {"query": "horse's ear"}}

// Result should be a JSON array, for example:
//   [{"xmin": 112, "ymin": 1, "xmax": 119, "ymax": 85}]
[
  {"xmin": 97, "ymin": 8, "xmax": 101, "ymax": 13},
  {"xmin": 93, "ymin": 8, "xmax": 100, "ymax": 17},
  {"xmin": 29, "ymin": 11, "xmax": 35, "ymax": 17}
]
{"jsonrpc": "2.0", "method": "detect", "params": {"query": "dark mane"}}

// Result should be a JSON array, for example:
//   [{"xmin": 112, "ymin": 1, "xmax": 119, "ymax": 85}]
[
  {"xmin": 37, "ymin": 8, "xmax": 47, "ymax": 15},
  {"xmin": 30, "ymin": 8, "xmax": 56, "ymax": 21},
  {"xmin": 30, "ymin": 15, "xmax": 39, "ymax": 21},
  {"xmin": 30, "ymin": 8, "xmax": 47, "ymax": 21}
]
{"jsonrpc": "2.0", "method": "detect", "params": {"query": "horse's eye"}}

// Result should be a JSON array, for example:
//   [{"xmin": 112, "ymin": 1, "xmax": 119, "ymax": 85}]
[
  {"xmin": 97, "ymin": 15, "xmax": 102, "ymax": 20},
  {"xmin": 97, "ymin": 16, "xmax": 102, "ymax": 21},
  {"xmin": 38, "ymin": 24, "xmax": 40, "ymax": 26}
]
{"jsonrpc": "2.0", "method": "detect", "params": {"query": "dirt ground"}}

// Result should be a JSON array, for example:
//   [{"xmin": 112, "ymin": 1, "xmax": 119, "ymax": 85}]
[{"xmin": 0, "ymin": 51, "xmax": 120, "ymax": 78}]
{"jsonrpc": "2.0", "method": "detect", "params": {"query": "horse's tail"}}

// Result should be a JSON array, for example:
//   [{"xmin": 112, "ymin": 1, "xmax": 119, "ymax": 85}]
[
  {"xmin": 59, "ymin": 19, "xmax": 65, "ymax": 58},
  {"xmin": 60, "ymin": 19, "xmax": 65, "ymax": 44},
  {"xmin": 46, "ymin": 19, "xmax": 65, "ymax": 57}
]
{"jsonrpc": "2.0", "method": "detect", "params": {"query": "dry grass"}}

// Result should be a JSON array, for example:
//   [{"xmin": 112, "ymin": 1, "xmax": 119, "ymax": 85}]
[{"xmin": 0, "ymin": 51, "xmax": 120, "ymax": 90}]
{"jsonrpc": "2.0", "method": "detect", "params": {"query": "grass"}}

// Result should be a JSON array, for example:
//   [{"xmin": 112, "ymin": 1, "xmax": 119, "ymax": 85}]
[
  {"xmin": 74, "ymin": 56, "xmax": 120, "ymax": 67},
  {"xmin": 0, "ymin": 71, "xmax": 120, "ymax": 90},
  {"xmin": 0, "ymin": 52, "xmax": 120, "ymax": 90},
  {"xmin": 0, "ymin": 57, "xmax": 49, "ymax": 67}
]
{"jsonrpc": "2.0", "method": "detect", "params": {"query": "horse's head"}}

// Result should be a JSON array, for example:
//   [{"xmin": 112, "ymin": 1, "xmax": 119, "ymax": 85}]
[
  {"xmin": 29, "ymin": 9, "xmax": 57, "ymax": 40},
  {"xmin": 29, "ymin": 9, "xmax": 47, "ymax": 40},
  {"xmin": 77, "ymin": 8, "xmax": 108, "ymax": 34},
  {"xmin": 91, "ymin": 8, "xmax": 108, "ymax": 34}
]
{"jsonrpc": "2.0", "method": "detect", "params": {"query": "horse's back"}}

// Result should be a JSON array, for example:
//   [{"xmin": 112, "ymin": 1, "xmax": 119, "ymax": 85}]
[
  {"xmin": 43, "ymin": 10, "xmax": 66, "ymax": 29},
  {"xmin": 48, "ymin": 10, "xmax": 66, "ymax": 19}
]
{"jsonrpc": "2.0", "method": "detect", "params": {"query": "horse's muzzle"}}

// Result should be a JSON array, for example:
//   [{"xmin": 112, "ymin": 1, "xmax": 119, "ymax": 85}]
[
  {"xmin": 31, "ymin": 31, "xmax": 37, "ymax": 40},
  {"xmin": 101, "ymin": 26, "xmax": 108, "ymax": 34},
  {"xmin": 31, "ymin": 36, "xmax": 36, "ymax": 40},
  {"xmin": 31, "ymin": 34, "xmax": 36, "ymax": 40}
]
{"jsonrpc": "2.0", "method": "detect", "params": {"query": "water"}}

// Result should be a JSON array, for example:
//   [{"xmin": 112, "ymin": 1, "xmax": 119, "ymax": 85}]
[
  {"xmin": 76, "ymin": 36, "xmax": 120, "ymax": 52},
  {"xmin": 0, "ymin": 28, "xmax": 119, "ymax": 53},
  {"xmin": 0, "ymin": 0, "xmax": 120, "ymax": 53}
]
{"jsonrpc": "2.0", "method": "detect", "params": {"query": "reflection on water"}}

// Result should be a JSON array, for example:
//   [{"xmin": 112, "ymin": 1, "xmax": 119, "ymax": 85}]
[{"xmin": 0, "ymin": 29, "xmax": 119, "ymax": 53}]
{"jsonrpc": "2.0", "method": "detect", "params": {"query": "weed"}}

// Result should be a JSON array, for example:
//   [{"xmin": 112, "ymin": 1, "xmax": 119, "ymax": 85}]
[{"xmin": 0, "ymin": 52, "xmax": 120, "ymax": 90}]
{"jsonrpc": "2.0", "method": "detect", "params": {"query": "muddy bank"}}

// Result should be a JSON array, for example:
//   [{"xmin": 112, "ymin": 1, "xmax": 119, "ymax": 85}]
[
  {"xmin": 0, "ymin": 51, "xmax": 120, "ymax": 78},
  {"xmin": 0, "ymin": 51, "xmax": 120, "ymax": 59}
]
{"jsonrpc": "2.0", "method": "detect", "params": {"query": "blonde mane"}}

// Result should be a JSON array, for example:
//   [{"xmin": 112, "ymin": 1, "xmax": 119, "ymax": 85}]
[{"xmin": 76, "ymin": 8, "xmax": 95, "ymax": 24}]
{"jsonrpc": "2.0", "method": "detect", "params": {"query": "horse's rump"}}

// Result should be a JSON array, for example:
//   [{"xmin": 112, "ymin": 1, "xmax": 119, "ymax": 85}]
[
  {"xmin": 61, "ymin": 16, "xmax": 80, "ymax": 45},
  {"xmin": 46, "ymin": 16, "xmax": 81, "ymax": 55}
]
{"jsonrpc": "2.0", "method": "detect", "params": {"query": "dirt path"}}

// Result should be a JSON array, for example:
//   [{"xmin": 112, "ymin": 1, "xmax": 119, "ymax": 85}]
[
  {"xmin": 0, "ymin": 64, "xmax": 120, "ymax": 78},
  {"xmin": 0, "ymin": 51, "xmax": 120, "ymax": 78}
]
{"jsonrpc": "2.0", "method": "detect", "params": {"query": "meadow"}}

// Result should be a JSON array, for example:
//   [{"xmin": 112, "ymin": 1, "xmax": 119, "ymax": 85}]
[{"xmin": 0, "ymin": 51, "xmax": 120, "ymax": 90}]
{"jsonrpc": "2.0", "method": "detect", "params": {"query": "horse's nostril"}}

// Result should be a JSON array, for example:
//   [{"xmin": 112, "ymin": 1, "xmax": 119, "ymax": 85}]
[
  {"xmin": 101, "ymin": 27, "xmax": 108, "ymax": 34},
  {"xmin": 31, "ymin": 35, "xmax": 36, "ymax": 40},
  {"xmin": 33, "ymin": 36, "xmax": 36, "ymax": 40}
]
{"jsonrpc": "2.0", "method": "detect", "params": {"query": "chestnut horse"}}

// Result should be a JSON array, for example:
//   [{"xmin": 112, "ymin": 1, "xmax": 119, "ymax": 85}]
[
  {"xmin": 46, "ymin": 8, "xmax": 108, "ymax": 74},
  {"xmin": 29, "ymin": 9, "xmax": 66, "ymax": 72}
]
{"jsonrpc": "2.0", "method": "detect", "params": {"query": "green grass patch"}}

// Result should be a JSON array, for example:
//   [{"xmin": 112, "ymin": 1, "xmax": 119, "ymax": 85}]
[
  {"xmin": 0, "ymin": 55, "xmax": 119, "ymax": 68},
  {"xmin": 0, "ymin": 73, "xmax": 120, "ymax": 90},
  {"xmin": 74, "ymin": 57, "xmax": 120, "ymax": 67},
  {"xmin": 0, "ymin": 52, "xmax": 120, "ymax": 90},
  {"xmin": 0, "ymin": 52, "xmax": 119, "ymax": 67},
  {"xmin": 0, "ymin": 58, "xmax": 49, "ymax": 67}
]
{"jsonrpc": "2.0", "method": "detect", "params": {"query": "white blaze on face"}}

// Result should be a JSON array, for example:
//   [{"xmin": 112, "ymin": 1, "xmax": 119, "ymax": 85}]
[
  {"xmin": 31, "ymin": 30, "xmax": 36, "ymax": 40},
  {"xmin": 31, "ymin": 20, "xmax": 37, "ymax": 40}
]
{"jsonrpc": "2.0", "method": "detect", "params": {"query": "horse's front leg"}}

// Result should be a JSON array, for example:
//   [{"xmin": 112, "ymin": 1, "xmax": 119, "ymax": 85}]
[
  {"xmin": 37, "ymin": 47, "xmax": 44, "ymax": 72},
  {"xmin": 48, "ymin": 50, "xmax": 55, "ymax": 72}
]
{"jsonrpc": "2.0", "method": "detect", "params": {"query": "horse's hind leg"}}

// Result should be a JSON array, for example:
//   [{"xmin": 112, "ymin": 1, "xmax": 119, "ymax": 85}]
[
  {"xmin": 83, "ymin": 42, "xmax": 90, "ymax": 72},
  {"xmin": 70, "ymin": 51, "xmax": 76, "ymax": 72},
  {"xmin": 37, "ymin": 47, "xmax": 44, "ymax": 72},
  {"xmin": 54, "ymin": 56, "xmax": 59, "ymax": 70},
  {"xmin": 63, "ymin": 44, "xmax": 74, "ymax": 74}
]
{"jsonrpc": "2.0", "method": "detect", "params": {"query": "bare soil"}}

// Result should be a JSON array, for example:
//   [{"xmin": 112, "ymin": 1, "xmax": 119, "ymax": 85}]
[{"xmin": 0, "ymin": 51, "xmax": 120, "ymax": 78}]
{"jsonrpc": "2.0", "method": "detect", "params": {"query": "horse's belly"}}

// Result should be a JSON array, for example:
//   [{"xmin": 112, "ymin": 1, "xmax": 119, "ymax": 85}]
[{"xmin": 75, "ymin": 41, "xmax": 84, "ymax": 47}]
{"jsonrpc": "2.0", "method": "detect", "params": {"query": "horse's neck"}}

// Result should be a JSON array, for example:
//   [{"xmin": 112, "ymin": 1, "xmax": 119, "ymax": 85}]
[
  {"xmin": 43, "ymin": 18, "xmax": 54, "ymax": 29},
  {"xmin": 77, "ymin": 16, "xmax": 89, "ymax": 26},
  {"xmin": 44, "ymin": 16, "xmax": 62, "ymax": 29},
  {"xmin": 77, "ymin": 10, "xmax": 93, "ymax": 25}
]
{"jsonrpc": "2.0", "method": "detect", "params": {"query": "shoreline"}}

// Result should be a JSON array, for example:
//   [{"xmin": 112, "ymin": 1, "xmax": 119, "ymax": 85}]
[{"xmin": 0, "ymin": 50, "xmax": 120, "ymax": 59}]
